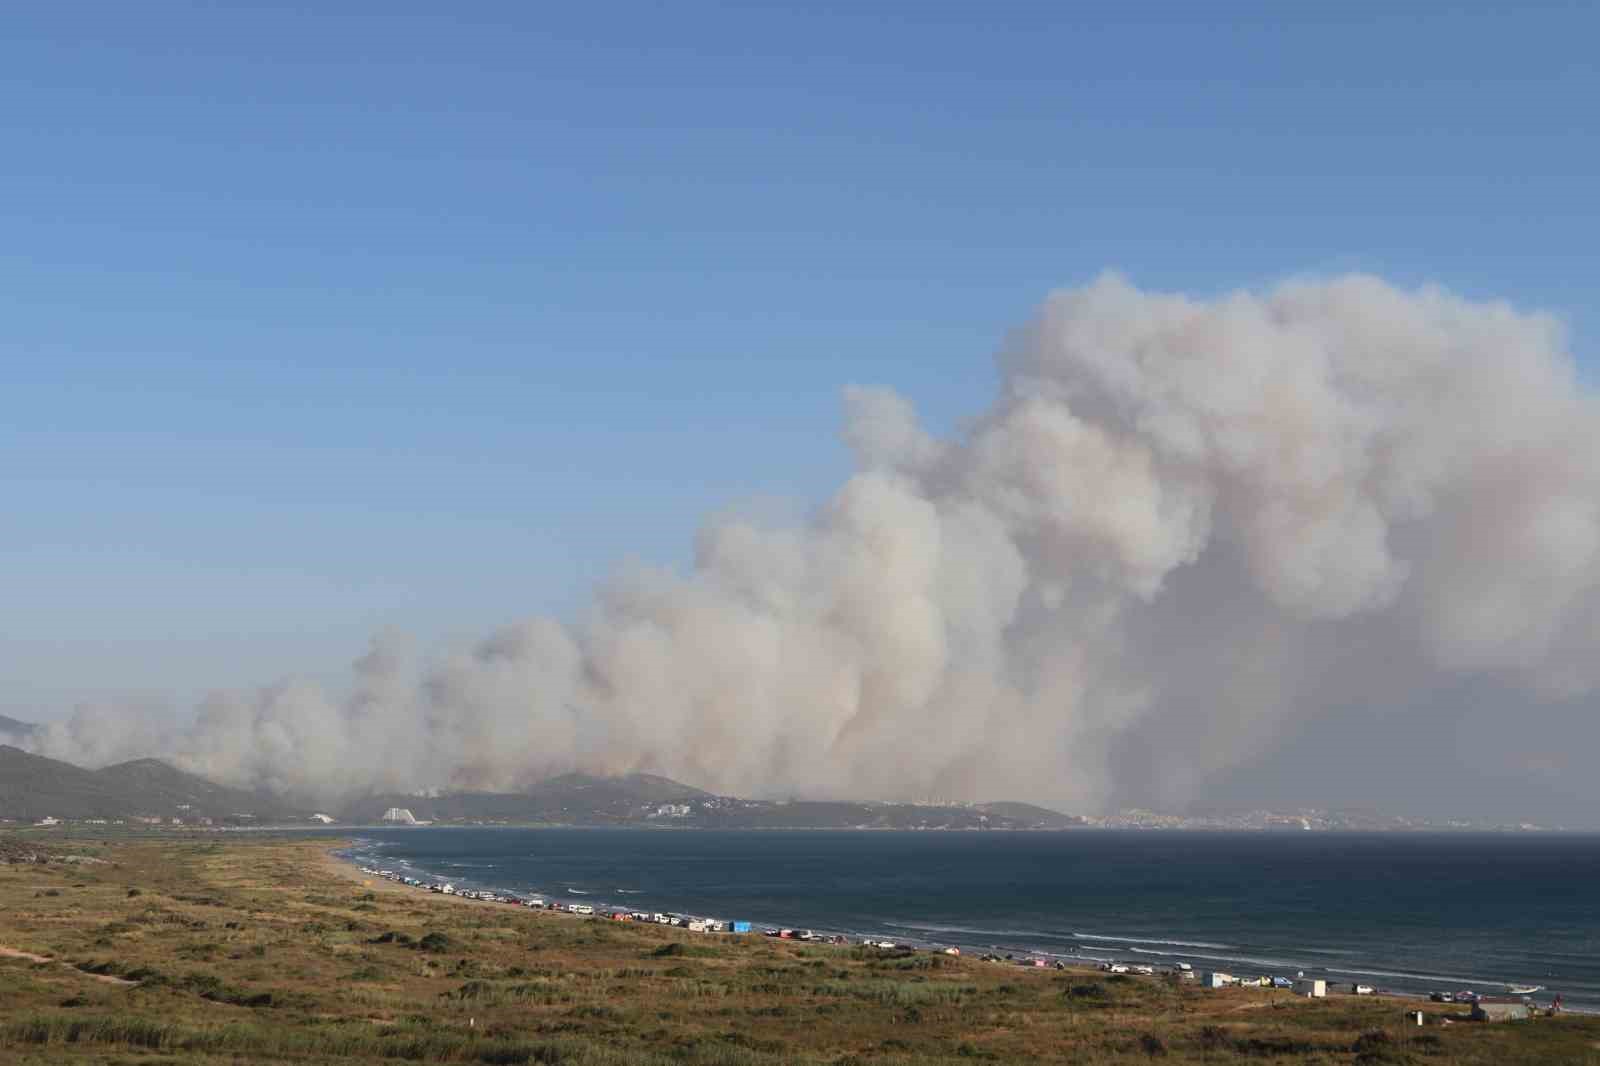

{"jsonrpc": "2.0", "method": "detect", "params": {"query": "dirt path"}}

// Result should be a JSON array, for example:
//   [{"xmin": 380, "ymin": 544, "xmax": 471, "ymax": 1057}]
[{"xmin": 0, "ymin": 944, "xmax": 136, "ymax": 985}]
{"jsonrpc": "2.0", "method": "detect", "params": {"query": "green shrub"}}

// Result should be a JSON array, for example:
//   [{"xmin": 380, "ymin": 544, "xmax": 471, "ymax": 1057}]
[
  {"xmin": 1139, "ymin": 1032, "xmax": 1168, "ymax": 1057},
  {"xmin": 649, "ymin": 942, "xmax": 717, "ymax": 959}
]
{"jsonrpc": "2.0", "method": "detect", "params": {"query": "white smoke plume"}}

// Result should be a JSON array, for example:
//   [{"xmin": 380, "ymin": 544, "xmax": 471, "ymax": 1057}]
[{"xmin": 29, "ymin": 274, "xmax": 1600, "ymax": 812}]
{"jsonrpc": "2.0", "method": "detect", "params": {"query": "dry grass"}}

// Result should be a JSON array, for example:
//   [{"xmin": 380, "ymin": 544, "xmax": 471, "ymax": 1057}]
[{"xmin": 0, "ymin": 832, "xmax": 1596, "ymax": 1065}]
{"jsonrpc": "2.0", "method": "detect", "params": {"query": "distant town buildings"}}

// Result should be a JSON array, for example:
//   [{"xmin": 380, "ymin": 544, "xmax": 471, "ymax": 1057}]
[{"xmin": 382, "ymin": 807, "xmax": 419, "ymax": 825}]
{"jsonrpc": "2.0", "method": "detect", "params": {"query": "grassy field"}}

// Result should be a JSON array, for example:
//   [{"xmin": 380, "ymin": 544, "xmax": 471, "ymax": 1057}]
[{"xmin": 1, "ymin": 833, "xmax": 1596, "ymax": 1064}]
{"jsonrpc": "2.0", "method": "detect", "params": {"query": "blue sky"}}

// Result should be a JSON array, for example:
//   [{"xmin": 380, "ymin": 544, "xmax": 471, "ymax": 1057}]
[{"xmin": 4, "ymin": 1, "xmax": 1597, "ymax": 721}]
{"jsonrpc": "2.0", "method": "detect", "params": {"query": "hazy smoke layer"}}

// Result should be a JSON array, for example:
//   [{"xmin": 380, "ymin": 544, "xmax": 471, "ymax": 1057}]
[{"xmin": 31, "ymin": 275, "xmax": 1600, "ymax": 810}]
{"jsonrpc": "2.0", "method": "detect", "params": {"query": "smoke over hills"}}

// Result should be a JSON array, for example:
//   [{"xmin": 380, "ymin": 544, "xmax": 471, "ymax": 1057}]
[{"xmin": 27, "ymin": 275, "xmax": 1600, "ymax": 814}]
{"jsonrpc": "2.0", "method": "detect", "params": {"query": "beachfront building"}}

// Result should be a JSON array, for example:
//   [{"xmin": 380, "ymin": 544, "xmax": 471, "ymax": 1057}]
[
  {"xmin": 1471, "ymin": 997, "xmax": 1531, "ymax": 1022},
  {"xmin": 1294, "ymin": 978, "xmax": 1327, "ymax": 998}
]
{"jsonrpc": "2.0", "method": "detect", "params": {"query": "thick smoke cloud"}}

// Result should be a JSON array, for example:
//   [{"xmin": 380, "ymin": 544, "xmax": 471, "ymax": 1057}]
[{"xmin": 30, "ymin": 274, "xmax": 1600, "ymax": 813}]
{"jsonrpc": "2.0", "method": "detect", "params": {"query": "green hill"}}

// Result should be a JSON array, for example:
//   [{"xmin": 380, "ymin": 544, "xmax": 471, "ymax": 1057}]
[
  {"xmin": 340, "ymin": 773, "xmax": 1081, "ymax": 830},
  {"xmin": 0, "ymin": 746, "xmax": 123, "ymax": 820},
  {"xmin": 93, "ymin": 757, "xmax": 300, "ymax": 821},
  {"xmin": 342, "ymin": 772, "xmax": 713, "ymax": 824},
  {"xmin": 0, "ymin": 744, "xmax": 1082, "ymax": 831},
  {"xmin": 0, "ymin": 745, "xmax": 300, "ymax": 823},
  {"xmin": 974, "ymin": 801, "xmax": 1089, "ymax": 829}
]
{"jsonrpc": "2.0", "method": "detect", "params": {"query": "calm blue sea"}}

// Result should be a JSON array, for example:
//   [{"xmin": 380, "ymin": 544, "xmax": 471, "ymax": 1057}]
[{"xmin": 339, "ymin": 829, "xmax": 1600, "ymax": 1012}]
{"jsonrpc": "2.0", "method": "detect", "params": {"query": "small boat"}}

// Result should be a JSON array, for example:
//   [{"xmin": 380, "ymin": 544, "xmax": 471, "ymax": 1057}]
[{"xmin": 1506, "ymin": 984, "xmax": 1543, "ymax": 996}]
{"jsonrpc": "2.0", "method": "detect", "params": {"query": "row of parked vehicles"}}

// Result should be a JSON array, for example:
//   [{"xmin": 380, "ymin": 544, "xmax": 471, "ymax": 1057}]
[
  {"xmin": 763, "ymin": 928, "xmax": 851, "ymax": 944},
  {"xmin": 358, "ymin": 866, "xmax": 741, "ymax": 930},
  {"xmin": 365, "ymin": 865, "xmax": 1277, "ymax": 975}
]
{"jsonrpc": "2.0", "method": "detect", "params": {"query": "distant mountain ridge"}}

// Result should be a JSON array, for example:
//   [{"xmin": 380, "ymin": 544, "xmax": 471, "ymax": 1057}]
[
  {"xmin": 530, "ymin": 771, "xmax": 710, "ymax": 803},
  {"xmin": 0, "ymin": 745, "xmax": 302, "ymax": 823},
  {"xmin": 343, "ymin": 775, "xmax": 1082, "ymax": 830},
  {"xmin": 0, "ymin": 746, "xmax": 1082, "ymax": 830},
  {"xmin": 0, "ymin": 714, "xmax": 35, "ymax": 740},
  {"xmin": 346, "ymin": 772, "xmax": 711, "ymax": 825}
]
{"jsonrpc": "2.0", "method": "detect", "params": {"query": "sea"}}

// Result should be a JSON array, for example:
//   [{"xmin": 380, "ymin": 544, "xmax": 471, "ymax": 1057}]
[{"xmin": 338, "ymin": 828, "xmax": 1600, "ymax": 1012}]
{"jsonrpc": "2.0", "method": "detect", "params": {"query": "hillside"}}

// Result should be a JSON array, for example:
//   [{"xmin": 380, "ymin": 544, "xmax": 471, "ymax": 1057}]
[
  {"xmin": 0, "ymin": 746, "xmax": 126, "ymax": 820},
  {"xmin": 343, "ymin": 773, "xmax": 1081, "ymax": 830},
  {"xmin": 0, "ymin": 746, "xmax": 299, "ymax": 823},
  {"xmin": 526, "ymin": 770, "xmax": 710, "ymax": 804},
  {"xmin": 973, "ymin": 801, "xmax": 1088, "ymax": 829},
  {"xmin": 0, "ymin": 714, "xmax": 35, "ymax": 740},
  {"xmin": 1, "ymin": 746, "xmax": 1080, "ymax": 830},
  {"xmin": 342, "ymin": 772, "xmax": 714, "ymax": 825},
  {"xmin": 93, "ymin": 758, "xmax": 301, "ymax": 822}
]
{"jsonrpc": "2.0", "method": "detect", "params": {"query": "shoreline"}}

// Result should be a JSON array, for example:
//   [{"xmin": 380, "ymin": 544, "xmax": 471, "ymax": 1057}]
[
  {"xmin": 328, "ymin": 838, "xmax": 1583, "ymax": 1015},
  {"xmin": 14, "ymin": 835, "xmax": 1596, "ymax": 1064},
  {"xmin": 322, "ymin": 841, "xmax": 1194, "ymax": 993}
]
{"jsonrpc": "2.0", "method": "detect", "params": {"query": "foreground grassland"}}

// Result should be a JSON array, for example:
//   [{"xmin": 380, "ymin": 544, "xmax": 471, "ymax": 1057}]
[{"xmin": 1, "ymin": 835, "xmax": 1596, "ymax": 1065}]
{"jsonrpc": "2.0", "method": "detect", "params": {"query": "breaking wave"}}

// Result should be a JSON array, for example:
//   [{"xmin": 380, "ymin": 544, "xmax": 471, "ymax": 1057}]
[
  {"xmin": 1328, "ymin": 967, "xmax": 1513, "ymax": 987},
  {"xmin": 1074, "ymin": 933, "xmax": 1236, "ymax": 950}
]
